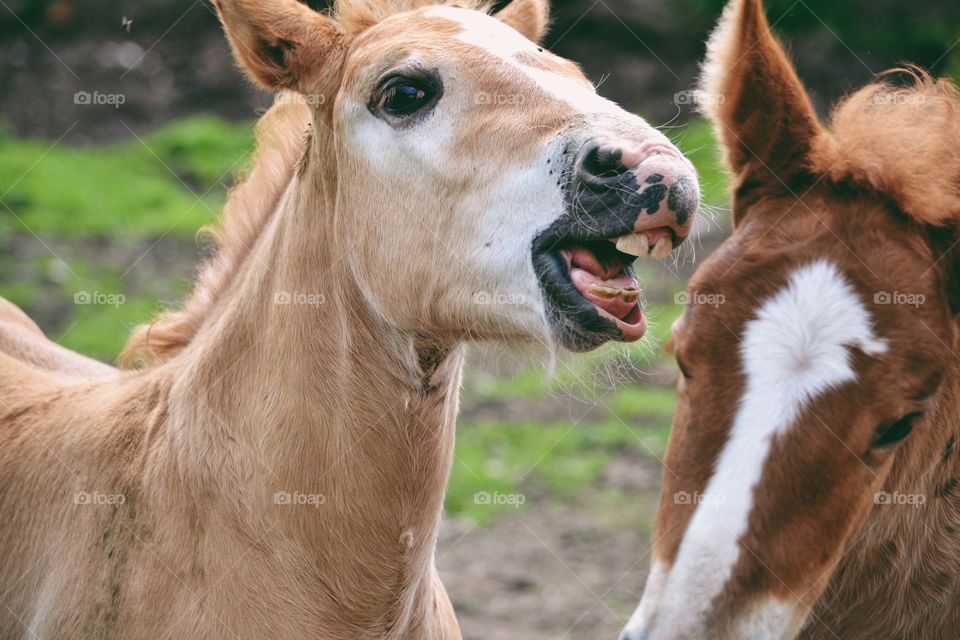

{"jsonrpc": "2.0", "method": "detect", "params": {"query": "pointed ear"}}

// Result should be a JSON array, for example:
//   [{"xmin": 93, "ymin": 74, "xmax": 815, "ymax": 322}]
[
  {"xmin": 699, "ymin": 0, "xmax": 824, "ymax": 206},
  {"xmin": 496, "ymin": 0, "xmax": 551, "ymax": 43},
  {"xmin": 212, "ymin": 0, "xmax": 347, "ymax": 95}
]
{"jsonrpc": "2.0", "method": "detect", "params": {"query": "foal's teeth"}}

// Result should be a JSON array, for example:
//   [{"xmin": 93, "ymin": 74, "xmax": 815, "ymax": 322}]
[
  {"xmin": 620, "ymin": 289, "xmax": 641, "ymax": 304},
  {"xmin": 588, "ymin": 284, "xmax": 641, "ymax": 303},
  {"xmin": 651, "ymin": 237, "xmax": 673, "ymax": 260},
  {"xmin": 616, "ymin": 234, "xmax": 650, "ymax": 258},
  {"xmin": 588, "ymin": 284, "xmax": 622, "ymax": 299}
]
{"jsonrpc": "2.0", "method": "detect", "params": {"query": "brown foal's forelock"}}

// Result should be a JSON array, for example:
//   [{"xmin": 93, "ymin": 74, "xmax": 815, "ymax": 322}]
[{"xmin": 623, "ymin": 1, "xmax": 960, "ymax": 639}]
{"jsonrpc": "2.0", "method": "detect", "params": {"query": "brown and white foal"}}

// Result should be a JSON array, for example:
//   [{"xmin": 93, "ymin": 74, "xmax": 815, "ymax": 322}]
[
  {"xmin": 0, "ymin": 0, "xmax": 698, "ymax": 638},
  {"xmin": 623, "ymin": 0, "xmax": 960, "ymax": 638}
]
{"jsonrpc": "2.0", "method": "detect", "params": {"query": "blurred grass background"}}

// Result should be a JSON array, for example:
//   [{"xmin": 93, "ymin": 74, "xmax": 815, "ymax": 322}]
[{"xmin": 2, "ymin": 1, "xmax": 957, "ymax": 636}]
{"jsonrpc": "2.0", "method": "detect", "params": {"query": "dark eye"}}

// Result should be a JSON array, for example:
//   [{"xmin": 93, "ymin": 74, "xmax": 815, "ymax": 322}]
[
  {"xmin": 378, "ymin": 75, "xmax": 439, "ymax": 119},
  {"xmin": 872, "ymin": 412, "xmax": 924, "ymax": 449},
  {"xmin": 675, "ymin": 353, "xmax": 692, "ymax": 380}
]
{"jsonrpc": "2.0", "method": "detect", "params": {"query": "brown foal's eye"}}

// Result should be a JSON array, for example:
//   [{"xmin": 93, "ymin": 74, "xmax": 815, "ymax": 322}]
[
  {"xmin": 675, "ymin": 353, "xmax": 692, "ymax": 380},
  {"xmin": 872, "ymin": 412, "xmax": 924, "ymax": 449}
]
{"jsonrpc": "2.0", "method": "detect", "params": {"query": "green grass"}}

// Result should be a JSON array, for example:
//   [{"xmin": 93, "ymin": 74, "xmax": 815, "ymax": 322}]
[
  {"xmin": 667, "ymin": 118, "xmax": 729, "ymax": 209},
  {"xmin": 447, "ymin": 416, "xmax": 671, "ymax": 525},
  {"xmin": 452, "ymin": 310, "xmax": 682, "ymax": 525},
  {"xmin": 0, "ymin": 116, "xmax": 254, "ymax": 359},
  {"xmin": 0, "ymin": 116, "xmax": 254, "ymax": 239}
]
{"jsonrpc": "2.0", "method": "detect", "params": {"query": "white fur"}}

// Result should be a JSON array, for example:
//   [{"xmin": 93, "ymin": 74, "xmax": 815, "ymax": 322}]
[
  {"xmin": 622, "ymin": 560, "xmax": 669, "ymax": 635},
  {"xmin": 697, "ymin": 0, "xmax": 742, "ymax": 123},
  {"xmin": 624, "ymin": 260, "xmax": 887, "ymax": 639},
  {"xmin": 429, "ymin": 6, "xmax": 621, "ymax": 115}
]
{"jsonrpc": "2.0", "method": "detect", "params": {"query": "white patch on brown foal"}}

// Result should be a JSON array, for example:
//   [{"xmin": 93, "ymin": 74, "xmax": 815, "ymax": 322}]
[{"xmin": 627, "ymin": 260, "xmax": 887, "ymax": 637}]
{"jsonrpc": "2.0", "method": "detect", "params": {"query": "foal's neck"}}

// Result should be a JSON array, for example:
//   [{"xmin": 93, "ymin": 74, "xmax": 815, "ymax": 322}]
[{"xmin": 164, "ymin": 142, "xmax": 463, "ymax": 630}]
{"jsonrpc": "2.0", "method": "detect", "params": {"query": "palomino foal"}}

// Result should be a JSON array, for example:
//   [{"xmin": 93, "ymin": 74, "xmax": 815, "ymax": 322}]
[
  {"xmin": 0, "ymin": 0, "xmax": 699, "ymax": 638},
  {"xmin": 622, "ymin": 1, "xmax": 960, "ymax": 639}
]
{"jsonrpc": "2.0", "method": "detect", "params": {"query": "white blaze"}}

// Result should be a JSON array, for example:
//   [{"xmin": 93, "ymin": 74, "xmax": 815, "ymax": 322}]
[
  {"xmin": 626, "ymin": 259, "xmax": 887, "ymax": 638},
  {"xmin": 427, "ymin": 6, "xmax": 621, "ymax": 115}
]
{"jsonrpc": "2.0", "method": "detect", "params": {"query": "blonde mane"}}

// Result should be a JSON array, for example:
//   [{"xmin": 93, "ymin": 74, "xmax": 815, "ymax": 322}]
[
  {"xmin": 121, "ymin": 95, "xmax": 310, "ymax": 366},
  {"xmin": 121, "ymin": 0, "xmax": 492, "ymax": 367}
]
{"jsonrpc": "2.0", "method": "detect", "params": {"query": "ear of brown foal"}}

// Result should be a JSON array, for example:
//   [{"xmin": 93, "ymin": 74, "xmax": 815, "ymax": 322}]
[
  {"xmin": 213, "ymin": 0, "xmax": 347, "ymax": 95},
  {"xmin": 495, "ymin": 0, "xmax": 551, "ymax": 43},
  {"xmin": 700, "ymin": 0, "xmax": 824, "ymax": 218}
]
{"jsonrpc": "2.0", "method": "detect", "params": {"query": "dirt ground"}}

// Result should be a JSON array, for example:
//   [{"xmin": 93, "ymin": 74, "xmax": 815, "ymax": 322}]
[{"xmin": 437, "ymin": 451, "xmax": 663, "ymax": 640}]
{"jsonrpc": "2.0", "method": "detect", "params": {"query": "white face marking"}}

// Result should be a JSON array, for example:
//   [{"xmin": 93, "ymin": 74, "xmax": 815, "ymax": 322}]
[
  {"xmin": 337, "ymin": 7, "xmax": 672, "ymax": 344},
  {"xmin": 625, "ymin": 260, "xmax": 887, "ymax": 638},
  {"xmin": 335, "ymin": 24, "xmax": 573, "ymax": 340},
  {"xmin": 427, "ymin": 6, "xmax": 619, "ymax": 115},
  {"xmin": 623, "ymin": 560, "xmax": 669, "ymax": 634}
]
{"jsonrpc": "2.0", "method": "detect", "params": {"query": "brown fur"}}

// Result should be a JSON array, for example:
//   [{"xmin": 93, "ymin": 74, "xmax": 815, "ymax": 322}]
[
  {"xmin": 812, "ymin": 72, "xmax": 960, "ymax": 227},
  {"xmin": 637, "ymin": 1, "xmax": 960, "ymax": 638}
]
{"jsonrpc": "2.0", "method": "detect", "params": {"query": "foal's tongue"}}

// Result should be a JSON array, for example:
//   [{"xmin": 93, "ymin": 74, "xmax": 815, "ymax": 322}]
[{"xmin": 566, "ymin": 246, "xmax": 641, "ymax": 320}]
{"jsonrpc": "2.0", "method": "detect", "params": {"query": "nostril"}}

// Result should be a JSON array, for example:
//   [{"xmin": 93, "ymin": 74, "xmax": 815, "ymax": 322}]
[{"xmin": 579, "ymin": 143, "xmax": 631, "ymax": 181}]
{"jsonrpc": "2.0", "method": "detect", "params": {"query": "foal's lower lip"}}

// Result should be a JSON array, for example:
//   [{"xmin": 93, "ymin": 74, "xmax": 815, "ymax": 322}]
[
  {"xmin": 597, "ymin": 304, "xmax": 646, "ymax": 342},
  {"xmin": 561, "ymin": 246, "xmax": 646, "ymax": 341}
]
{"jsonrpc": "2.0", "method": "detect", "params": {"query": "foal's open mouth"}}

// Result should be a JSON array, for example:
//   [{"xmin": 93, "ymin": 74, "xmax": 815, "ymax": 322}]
[{"xmin": 533, "ymin": 226, "xmax": 677, "ymax": 351}]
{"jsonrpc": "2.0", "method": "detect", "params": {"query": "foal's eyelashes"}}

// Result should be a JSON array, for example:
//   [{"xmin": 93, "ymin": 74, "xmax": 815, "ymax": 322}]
[
  {"xmin": 872, "ymin": 411, "xmax": 925, "ymax": 449},
  {"xmin": 674, "ymin": 351, "xmax": 693, "ymax": 380},
  {"xmin": 370, "ymin": 68, "xmax": 443, "ymax": 124}
]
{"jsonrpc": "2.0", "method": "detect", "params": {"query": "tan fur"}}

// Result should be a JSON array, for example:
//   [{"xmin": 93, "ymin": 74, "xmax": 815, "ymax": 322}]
[
  {"xmin": 335, "ymin": 0, "xmax": 489, "ymax": 33},
  {"xmin": 2, "ymin": 0, "xmax": 685, "ymax": 637},
  {"xmin": 494, "ymin": 0, "xmax": 550, "ymax": 43},
  {"xmin": 0, "ymin": 299, "xmax": 113, "ymax": 378},
  {"xmin": 0, "ymin": 105, "xmax": 466, "ymax": 638}
]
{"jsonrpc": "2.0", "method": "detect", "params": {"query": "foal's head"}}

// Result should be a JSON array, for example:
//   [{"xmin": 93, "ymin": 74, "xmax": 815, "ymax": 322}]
[
  {"xmin": 212, "ymin": 0, "xmax": 699, "ymax": 352},
  {"xmin": 623, "ymin": 0, "xmax": 960, "ymax": 638}
]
